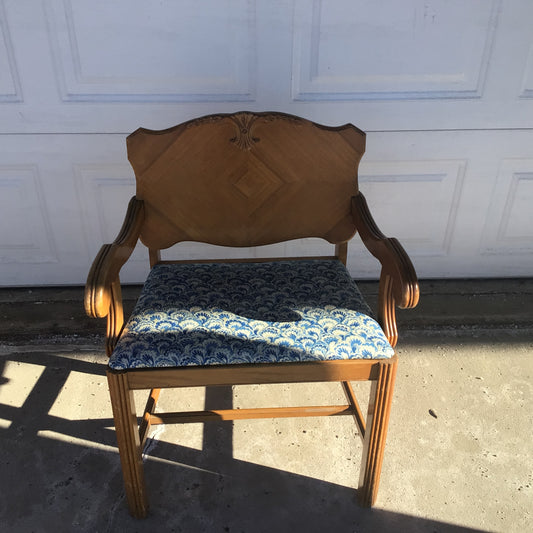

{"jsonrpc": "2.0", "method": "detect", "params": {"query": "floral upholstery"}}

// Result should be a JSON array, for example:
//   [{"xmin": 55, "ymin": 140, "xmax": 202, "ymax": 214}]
[{"xmin": 108, "ymin": 260, "xmax": 394, "ymax": 370}]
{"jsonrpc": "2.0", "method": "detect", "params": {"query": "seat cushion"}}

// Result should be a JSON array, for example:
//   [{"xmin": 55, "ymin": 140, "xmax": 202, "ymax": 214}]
[{"xmin": 108, "ymin": 260, "xmax": 394, "ymax": 370}]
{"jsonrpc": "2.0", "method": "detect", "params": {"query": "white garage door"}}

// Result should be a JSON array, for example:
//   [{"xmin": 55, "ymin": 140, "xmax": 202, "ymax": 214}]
[{"xmin": 1, "ymin": 0, "xmax": 532, "ymax": 285}]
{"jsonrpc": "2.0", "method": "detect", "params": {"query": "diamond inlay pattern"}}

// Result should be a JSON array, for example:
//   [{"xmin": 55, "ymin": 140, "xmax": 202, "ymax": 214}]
[{"xmin": 231, "ymin": 156, "xmax": 285, "ymax": 213}]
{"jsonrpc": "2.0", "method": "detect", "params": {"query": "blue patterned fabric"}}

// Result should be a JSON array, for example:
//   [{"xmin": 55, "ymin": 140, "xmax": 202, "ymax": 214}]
[{"xmin": 108, "ymin": 260, "xmax": 394, "ymax": 370}]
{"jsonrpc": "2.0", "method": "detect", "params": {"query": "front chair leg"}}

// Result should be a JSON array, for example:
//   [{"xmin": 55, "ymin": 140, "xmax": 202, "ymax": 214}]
[
  {"xmin": 107, "ymin": 370, "xmax": 149, "ymax": 518},
  {"xmin": 358, "ymin": 357, "xmax": 398, "ymax": 507}
]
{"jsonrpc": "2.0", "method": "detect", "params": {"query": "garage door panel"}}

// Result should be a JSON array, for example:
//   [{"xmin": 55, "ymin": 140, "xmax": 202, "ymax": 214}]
[
  {"xmin": 0, "ymin": 1, "xmax": 22, "ymax": 102},
  {"xmin": 359, "ymin": 160, "xmax": 466, "ymax": 256},
  {"xmin": 0, "ymin": 165, "xmax": 57, "ymax": 265},
  {"xmin": 45, "ymin": 0, "xmax": 256, "ymax": 102},
  {"xmin": 293, "ymin": 0, "xmax": 499, "ymax": 101},
  {"xmin": 482, "ymin": 159, "xmax": 533, "ymax": 254},
  {"xmin": 350, "ymin": 130, "xmax": 533, "ymax": 278},
  {"xmin": 74, "ymin": 165, "xmax": 135, "ymax": 250},
  {"xmin": 74, "ymin": 163, "xmax": 150, "ymax": 283}
]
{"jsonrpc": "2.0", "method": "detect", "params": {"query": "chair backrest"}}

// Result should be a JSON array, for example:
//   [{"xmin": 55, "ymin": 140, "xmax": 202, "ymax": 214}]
[{"xmin": 127, "ymin": 111, "xmax": 366, "ymax": 249}]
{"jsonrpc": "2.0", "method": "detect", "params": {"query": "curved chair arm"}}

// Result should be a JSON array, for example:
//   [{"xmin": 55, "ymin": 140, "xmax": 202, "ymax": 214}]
[
  {"xmin": 352, "ymin": 193, "xmax": 419, "ymax": 346},
  {"xmin": 84, "ymin": 197, "xmax": 144, "ymax": 354}
]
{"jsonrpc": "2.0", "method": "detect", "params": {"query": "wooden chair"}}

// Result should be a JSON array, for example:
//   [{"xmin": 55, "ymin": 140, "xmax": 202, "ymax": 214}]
[{"xmin": 85, "ymin": 111, "xmax": 419, "ymax": 518}]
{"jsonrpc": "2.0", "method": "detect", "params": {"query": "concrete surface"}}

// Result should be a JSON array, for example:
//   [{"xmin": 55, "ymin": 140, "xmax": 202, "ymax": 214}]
[{"xmin": 0, "ymin": 279, "xmax": 531, "ymax": 532}]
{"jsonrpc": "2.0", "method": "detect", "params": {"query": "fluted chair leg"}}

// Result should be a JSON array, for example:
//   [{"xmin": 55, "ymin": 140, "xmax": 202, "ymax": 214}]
[
  {"xmin": 107, "ymin": 371, "xmax": 149, "ymax": 518},
  {"xmin": 358, "ymin": 357, "xmax": 398, "ymax": 507}
]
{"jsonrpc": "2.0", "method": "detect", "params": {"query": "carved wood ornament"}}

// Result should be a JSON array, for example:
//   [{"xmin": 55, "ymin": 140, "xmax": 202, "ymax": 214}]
[
  {"xmin": 186, "ymin": 111, "xmax": 303, "ymax": 151},
  {"xmin": 228, "ymin": 112, "xmax": 303, "ymax": 150},
  {"xmin": 229, "ymin": 112, "xmax": 260, "ymax": 150}
]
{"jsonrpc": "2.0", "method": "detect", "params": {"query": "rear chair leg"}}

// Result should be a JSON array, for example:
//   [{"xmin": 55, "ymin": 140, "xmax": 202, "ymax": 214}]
[
  {"xmin": 139, "ymin": 388, "xmax": 162, "ymax": 448},
  {"xmin": 358, "ymin": 357, "xmax": 398, "ymax": 507},
  {"xmin": 107, "ymin": 370, "xmax": 149, "ymax": 518}
]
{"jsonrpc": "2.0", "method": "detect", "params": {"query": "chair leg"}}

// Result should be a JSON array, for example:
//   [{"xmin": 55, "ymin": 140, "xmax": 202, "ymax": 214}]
[
  {"xmin": 358, "ymin": 357, "xmax": 398, "ymax": 507},
  {"xmin": 107, "ymin": 370, "xmax": 149, "ymax": 518},
  {"xmin": 140, "ymin": 388, "xmax": 161, "ymax": 448}
]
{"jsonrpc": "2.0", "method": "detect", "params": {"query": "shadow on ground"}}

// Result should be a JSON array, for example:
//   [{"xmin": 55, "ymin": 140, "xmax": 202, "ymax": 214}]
[{"xmin": 0, "ymin": 349, "xmax": 491, "ymax": 533}]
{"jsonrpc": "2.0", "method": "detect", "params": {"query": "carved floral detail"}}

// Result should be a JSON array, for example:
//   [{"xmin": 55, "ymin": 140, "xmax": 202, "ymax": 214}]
[
  {"xmin": 186, "ymin": 112, "xmax": 304, "ymax": 151},
  {"xmin": 229, "ymin": 112, "xmax": 261, "ymax": 150}
]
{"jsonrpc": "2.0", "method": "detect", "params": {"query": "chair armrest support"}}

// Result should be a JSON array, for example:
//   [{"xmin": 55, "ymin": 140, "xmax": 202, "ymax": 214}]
[
  {"xmin": 352, "ymin": 193, "xmax": 419, "ymax": 346},
  {"xmin": 84, "ymin": 197, "xmax": 144, "ymax": 318}
]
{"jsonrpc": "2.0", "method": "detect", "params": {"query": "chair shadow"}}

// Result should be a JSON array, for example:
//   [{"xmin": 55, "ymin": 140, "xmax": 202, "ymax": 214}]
[{"xmin": 0, "ymin": 350, "xmax": 486, "ymax": 532}]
